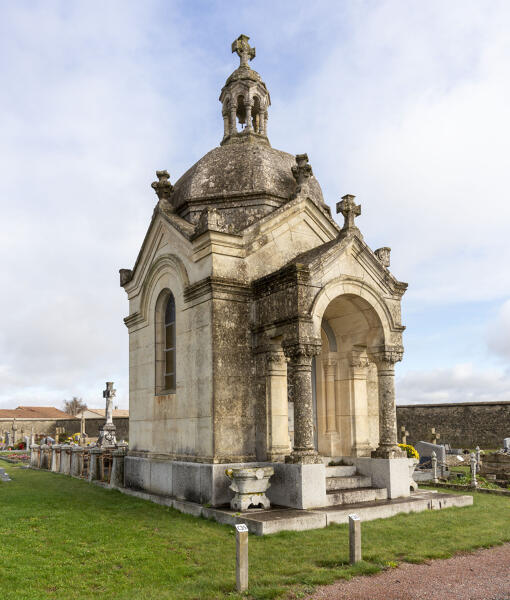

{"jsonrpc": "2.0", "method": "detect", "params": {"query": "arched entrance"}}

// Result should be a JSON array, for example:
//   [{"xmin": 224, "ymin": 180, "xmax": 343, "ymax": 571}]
[{"xmin": 314, "ymin": 294, "xmax": 385, "ymax": 458}]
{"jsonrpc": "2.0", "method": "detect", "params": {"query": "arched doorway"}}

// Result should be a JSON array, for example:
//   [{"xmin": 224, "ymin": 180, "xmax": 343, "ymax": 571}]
[{"xmin": 314, "ymin": 294, "xmax": 385, "ymax": 458}]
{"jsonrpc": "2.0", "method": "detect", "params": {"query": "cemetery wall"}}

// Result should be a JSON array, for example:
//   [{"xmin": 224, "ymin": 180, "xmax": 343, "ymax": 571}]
[
  {"xmin": 397, "ymin": 401, "xmax": 510, "ymax": 449},
  {"xmin": 60, "ymin": 417, "xmax": 129, "ymax": 440},
  {"xmin": 0, "ymin": 417, "xmax": 129, "ymax": 441}
]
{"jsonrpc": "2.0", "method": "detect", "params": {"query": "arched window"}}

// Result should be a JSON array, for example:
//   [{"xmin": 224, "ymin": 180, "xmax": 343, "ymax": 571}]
[{"xmin": 164, "ymin": 294, "xmax": 176, "ymax": 391}]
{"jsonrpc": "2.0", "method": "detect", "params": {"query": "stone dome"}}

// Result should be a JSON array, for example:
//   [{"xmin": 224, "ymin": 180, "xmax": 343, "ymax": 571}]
[{"xmin": 171, "ymin": 141, "xmax": 325, "ymax": 210}]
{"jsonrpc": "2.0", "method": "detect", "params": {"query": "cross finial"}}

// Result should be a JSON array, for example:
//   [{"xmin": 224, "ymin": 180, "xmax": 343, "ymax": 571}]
[
  {"xmin": 151, "ymin": 170, "xmax": 174, "ymax": 203},
  {"xmin": 336, "ymin": 194, "xmax": 361, "ymax": 233},
  {"xmin": 232, "ymin": 34, "xmax": 256, "ymax": 68}
]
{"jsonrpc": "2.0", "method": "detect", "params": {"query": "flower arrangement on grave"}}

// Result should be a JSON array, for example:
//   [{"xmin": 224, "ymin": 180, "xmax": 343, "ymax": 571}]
[{"xmin": 399, "ymin": 443, "xmax": 419, "ymax": 460}]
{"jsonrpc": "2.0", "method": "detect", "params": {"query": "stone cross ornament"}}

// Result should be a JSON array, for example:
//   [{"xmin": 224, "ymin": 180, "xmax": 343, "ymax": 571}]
[
  {"xmin": 232, "ymin": 34, "xmax": 255, "ymax": 67},
  {"xmin": 337, "ymin": 194, "xmax": 361, "ymax": 234},
  {"xmin": 151, "ymin": 170, "xmax": 174, "ymax": 206},
  {"xmin": 103, "ymin": 382, "xmax": 116, "ymax": 425}
]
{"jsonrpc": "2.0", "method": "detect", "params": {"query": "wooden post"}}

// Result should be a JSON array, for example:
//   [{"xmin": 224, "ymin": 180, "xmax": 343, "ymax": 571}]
[
  {"xmin": 235, "ymin": 524, "xmax": 249, "ymax": 592},
  {"xmin": 349, "ymin": 514, "xmax": 361, "ymax": 564}
]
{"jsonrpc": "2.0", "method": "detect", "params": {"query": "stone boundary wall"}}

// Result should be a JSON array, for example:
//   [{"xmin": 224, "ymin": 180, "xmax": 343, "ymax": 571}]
[
  {"xmin": 0, "ymin": 417, "xmax": 129, "ymax": 441},
  {"xmin": 397, "ymin": 401, "xmax": 510, "ymax": 449},
  {"xmin": 60, "ymin": 418, "xmax": 129, "ymax": 440}
]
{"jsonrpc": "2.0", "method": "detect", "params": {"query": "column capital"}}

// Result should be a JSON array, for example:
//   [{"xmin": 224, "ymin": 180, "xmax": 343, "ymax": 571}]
[
  {"xmin": 370, "ymin": 345, "xmax": 403, "ymax": 366},
  {"xmin": 283, "ymin": 340, "xmax": 321, "ymax": 364},
  {"xmin": 349, "ymin": 346, "xmax": 370, "ymax": 369}
]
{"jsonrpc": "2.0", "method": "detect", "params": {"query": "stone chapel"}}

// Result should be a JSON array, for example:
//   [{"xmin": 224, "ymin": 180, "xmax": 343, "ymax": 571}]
[{"xmin": 120, "ymin": 35, "xmax": 411, "ymax": 509}]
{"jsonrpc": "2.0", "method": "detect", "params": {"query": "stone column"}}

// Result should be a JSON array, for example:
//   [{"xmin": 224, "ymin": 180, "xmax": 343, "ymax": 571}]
[
  {"xmin": 40, "ymin": 444, "xmax": 49, "ymax": 469},
  {"xmin": 349, "ymin": 348, "xmax": 372, "ymax": 457},
  {"xmin": 323, "ymin": 359, "xmax": 337, "ymax": 433},
  {"xmin": 371, "ymin": 346, "xmax": 405, "ymax": 458},
  {"xmin": 70, "ymin": 446, "xmax": 84, "ymax": 477},
  {"xmin": 245, "ymin": 100, "xmax": 253, "ymax": 131},
  {"xmin": 50, "ymin": 445, "xmax": 61, "ymax": 472},
  {"xmin": 229, "ymin": 104, "xmax": 237, "ymax": 135},
  {"xmin": 30, "ymin": 445, "xmax": 39, "ymax": 468},
  {"xmin": 262, "ymin": 111, "xmax": 268, "ymax": 136},
  {"xmin": 222, "ymin": 110, "xmax": 229, "ymax": 140},
  {"xmin": 110, "ymin": 448, "xmax": 127, "ymax": 488},
  {"xmin": 89, "ymin": 447, "xmax": 103, "ymax": 481},
  {"xmin": 283, "ymin": 341, "xmax": 321, "ymax": 464},
  {"xmin": 265, "ymin": 349, "xmax": 290, "ymax": 462},
  {"xmin": 60, "ymin": 445, "xmax": 72, "ymax": 475}
]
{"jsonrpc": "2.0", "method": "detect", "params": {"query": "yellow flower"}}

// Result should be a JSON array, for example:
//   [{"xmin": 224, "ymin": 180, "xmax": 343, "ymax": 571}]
[{"xmin": 399, "ymin": 443, "xmax": 419, "ymax": 460}]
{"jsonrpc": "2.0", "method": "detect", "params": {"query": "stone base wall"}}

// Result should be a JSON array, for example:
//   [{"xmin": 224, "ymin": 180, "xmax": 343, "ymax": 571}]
[{"xmin": 396, "ymin": 402, "xmax": 510, "ymax": 449}]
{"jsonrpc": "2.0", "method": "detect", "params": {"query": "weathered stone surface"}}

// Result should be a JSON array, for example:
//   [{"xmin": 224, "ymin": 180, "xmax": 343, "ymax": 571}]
[
  {"xmin": 397, "ymin": 401, "xmax": 510, "ymax": 449},
  {"xmin": 120, "ymin": 35, "xmax": 409, "ymax": 506}
]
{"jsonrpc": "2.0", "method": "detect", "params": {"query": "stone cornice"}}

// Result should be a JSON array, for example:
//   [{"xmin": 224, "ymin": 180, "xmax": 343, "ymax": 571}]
[{"xmin": 184, "ymin": 276, "xmax": 251, "ymax": 304}]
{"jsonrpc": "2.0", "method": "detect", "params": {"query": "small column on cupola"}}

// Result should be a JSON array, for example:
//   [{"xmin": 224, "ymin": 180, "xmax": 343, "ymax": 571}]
[{"xmin": 219, "ymin": 35, "xmax": 271, "ymax": 146}]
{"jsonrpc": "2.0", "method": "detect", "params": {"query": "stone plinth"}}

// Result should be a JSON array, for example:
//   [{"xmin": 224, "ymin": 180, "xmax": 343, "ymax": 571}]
[
  {"xmin": 50, "ymin": 445, "xmax": 62, "ymax": 472},
  {"xmin": 40, "ymin": 445, "xmax": 50, "ymax": 470},
  {"xmin": 70, "ymin": 446, "xmax": 85, "ymax": 478},
  {"xmin": 59, "ymin": 445, "xmax": 72, "ymax": 475},
  {"xmin": 88, "ymin": 447, "xmax": 103, "ymax": 481},
  {"xmin": 30, "ymin": 445, "xmax": 40, "ymax": 468},
  {"xmin": 110, "ymin": 448, "xmax": 127, "ymax": 488}
]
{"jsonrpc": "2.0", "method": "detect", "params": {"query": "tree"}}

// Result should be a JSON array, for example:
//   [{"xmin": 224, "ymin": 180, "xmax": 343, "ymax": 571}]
[{"xmin": 63, "ymin": 397, "xmax": 87, "ymax": 416}]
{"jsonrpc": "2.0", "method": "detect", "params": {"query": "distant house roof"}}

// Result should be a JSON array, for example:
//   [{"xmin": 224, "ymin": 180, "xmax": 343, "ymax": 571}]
[
  {"xmin": 78, "ymin": 408, "xmax": 129, "ymax": 419},
  {"xmin": 0, "ymin": 406, "xmax": 74, "ymax": 419}
]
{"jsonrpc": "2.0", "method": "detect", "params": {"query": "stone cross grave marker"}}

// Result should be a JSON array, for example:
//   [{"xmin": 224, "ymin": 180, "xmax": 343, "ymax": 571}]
[
  {"xmin": 431, "ymin": 428, "xmax": 440, "ymax": 444},
  {"xmin": 336, "ymin": 194, "xmax": 361, "ymax": 234},
  {"xmin": 400, "ymin": 425, "xmax": 409, "ymax": 445}
]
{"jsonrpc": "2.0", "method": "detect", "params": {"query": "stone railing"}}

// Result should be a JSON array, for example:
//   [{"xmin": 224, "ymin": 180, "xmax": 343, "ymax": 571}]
[{"xmin": 29, "ymin": 443, "xmax": 128, "ymax": 487}]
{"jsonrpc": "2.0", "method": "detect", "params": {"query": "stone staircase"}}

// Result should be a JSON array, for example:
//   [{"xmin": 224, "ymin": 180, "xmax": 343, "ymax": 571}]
[{"xmin": 324, "ymin": 462, "xmax": 388, "ymax": 506}]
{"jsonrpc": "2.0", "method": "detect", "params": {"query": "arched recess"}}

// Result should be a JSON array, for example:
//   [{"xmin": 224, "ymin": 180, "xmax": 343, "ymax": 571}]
[
  {"xmin": 311, "ymin": 279, "xmax": 392, "ymax": 458},
  {"xmin": 138, "ymin": 253, "xmax": 189, "ymax": 327}
]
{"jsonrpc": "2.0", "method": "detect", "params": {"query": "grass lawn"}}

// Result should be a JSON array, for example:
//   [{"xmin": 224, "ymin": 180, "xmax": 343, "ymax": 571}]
[{"xmin": 1, "ymin": 463, "xmax": 510, "ymax": 600}]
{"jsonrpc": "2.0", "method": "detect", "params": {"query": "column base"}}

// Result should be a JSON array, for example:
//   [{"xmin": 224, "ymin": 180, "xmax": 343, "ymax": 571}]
[
  {"xmin": 351, "ymin": 443, "xmax": 373, "ymax": 458},
  {"xmin": 267, "ymin": 450, "xmax": 288, "ymax": 463},
  {"xmin": 285, "ymin": 448, "xmax": 322, "ymax": 464},
  {"xmin": 372, "ymin": 445, "xmax": 406, "ymax": 459}
]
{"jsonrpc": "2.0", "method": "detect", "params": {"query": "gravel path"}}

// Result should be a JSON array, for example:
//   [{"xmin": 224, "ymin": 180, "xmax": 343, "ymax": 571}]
[{"xmin": 307, "ymin": 544, "xmax": 510, "ymax": 600}]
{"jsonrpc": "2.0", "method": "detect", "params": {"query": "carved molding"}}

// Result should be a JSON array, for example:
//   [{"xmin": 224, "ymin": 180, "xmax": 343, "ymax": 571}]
[{"xmin": 370, "ymin": 345, "xmax": 404, "ymax": 365}]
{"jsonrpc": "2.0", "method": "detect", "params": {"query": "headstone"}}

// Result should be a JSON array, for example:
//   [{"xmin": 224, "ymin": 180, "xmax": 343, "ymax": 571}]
[
  {"xmin": 503, "ymin": 438, "xmax": 510, "ymax": 452},
  {"xmin": 5, "ymin": 431, "xmax": 10, "ymax": 447},
  {"xmin": 23, "ymin": 436, "xmax": 30, "ymax": 450},
  {"xmin": 416, "ymin": 441, "xmax": 446, "ymax": 465}
]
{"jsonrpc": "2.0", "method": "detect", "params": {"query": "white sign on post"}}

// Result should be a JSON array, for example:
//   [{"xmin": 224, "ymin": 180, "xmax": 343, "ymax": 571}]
[{"xmin": 235, "ymin": 523, "xmax": 248, "ymax": 533}]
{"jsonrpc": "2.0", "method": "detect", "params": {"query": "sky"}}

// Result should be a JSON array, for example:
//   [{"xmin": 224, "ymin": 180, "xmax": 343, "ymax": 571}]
[{"xmin": 1, "ymin": 0, "xmax": 510, "ymax": 410}]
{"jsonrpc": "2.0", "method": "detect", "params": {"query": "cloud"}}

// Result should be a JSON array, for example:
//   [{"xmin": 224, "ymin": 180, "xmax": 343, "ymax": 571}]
[
  {"xmin": 397, "ymin": 363, "xmax": 510, "ymax": 405},
  {"xmin": 487, "ymin": 299, "xmax": 510, "ymax": 361},
  {"xmin": 1, "ymin": 1, "xmax": 510, "ymax": 409}
]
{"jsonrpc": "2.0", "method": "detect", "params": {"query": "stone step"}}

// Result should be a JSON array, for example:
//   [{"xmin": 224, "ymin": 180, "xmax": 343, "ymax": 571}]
[
  {"xmin": 326, "ymin": 475, "xmax": 372, "ymax": 491},
  {"xmin": 325, "ymin": 465, "xmax": 357, "ymax": 477},
  {"xmin": 325, "ymin": 487, "xmax": 388, "ymax": 506}
]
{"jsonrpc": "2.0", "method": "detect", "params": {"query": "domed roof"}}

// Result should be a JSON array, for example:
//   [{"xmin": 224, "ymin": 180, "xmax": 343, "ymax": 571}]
[{"xmin": 171, "ymin": 141, "xmax": 325, "ymax": 210}]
